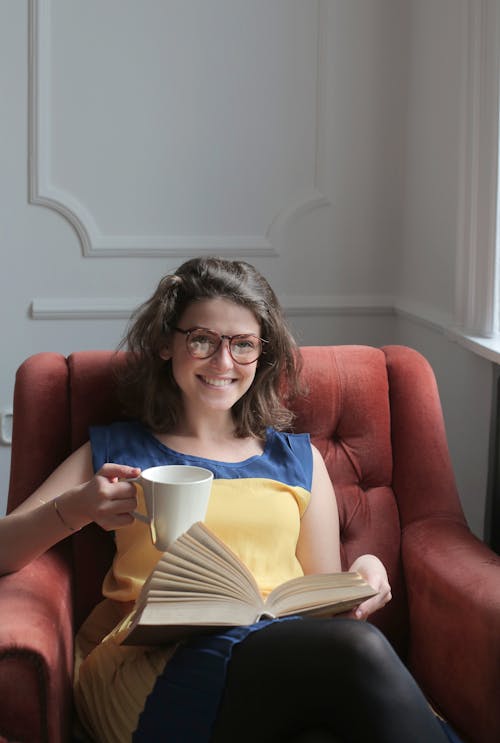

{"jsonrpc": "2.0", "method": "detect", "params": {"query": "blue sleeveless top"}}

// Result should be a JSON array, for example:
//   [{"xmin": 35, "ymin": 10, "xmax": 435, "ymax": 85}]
[{"xmin": 90, "ymin": 420, "xmax": 312, "ymax": 489}]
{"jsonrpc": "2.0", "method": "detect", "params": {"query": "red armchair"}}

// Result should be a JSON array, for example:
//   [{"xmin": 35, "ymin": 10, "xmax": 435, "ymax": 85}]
[{"xmin": 1, "ymin": 346, "xmax": 499, "ymax": 743}]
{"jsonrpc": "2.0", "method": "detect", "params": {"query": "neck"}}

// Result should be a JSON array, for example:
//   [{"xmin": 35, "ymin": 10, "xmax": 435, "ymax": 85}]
[
  {"xmin": 157, "ymin": 403, "xmax": 266, "ymax": 462},
  {"xmin": 173, "ymin": 406, "xmax": 236, "ymax": 442},
  {"xmin": 157, "ymin": 418, "xmax": 264, "ymax": 463}
]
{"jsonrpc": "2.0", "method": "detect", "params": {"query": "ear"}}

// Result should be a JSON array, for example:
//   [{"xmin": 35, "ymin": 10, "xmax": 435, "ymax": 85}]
[{"xmin": 159, "ymin": 347, "xmax": 171, "ymax": 361}]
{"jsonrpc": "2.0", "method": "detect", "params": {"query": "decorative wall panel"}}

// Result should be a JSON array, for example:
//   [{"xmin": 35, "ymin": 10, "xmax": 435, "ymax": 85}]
[{"xmin": 29, "ymin": 0, "xmax": 328, "ymax": 257}]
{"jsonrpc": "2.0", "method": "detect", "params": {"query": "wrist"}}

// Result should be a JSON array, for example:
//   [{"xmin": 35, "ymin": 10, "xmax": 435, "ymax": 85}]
[
  {"xmin": 53, "ymin": 497, "xmax": 78, "ymax": 532},
  {"xmin": 54, "ymin": 489, "xmax": 91, "ymax": 532}
]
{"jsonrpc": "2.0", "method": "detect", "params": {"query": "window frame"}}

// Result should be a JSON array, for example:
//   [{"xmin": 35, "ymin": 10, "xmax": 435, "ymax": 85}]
[{"xmin": 454, "ymin": 0, "xmax": 500, "ymax": 353}]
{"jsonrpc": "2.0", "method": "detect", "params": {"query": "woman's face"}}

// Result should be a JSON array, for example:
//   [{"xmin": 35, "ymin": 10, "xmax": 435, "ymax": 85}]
[{"xmin": 162, "ymin": 297, "xmax": 262, "ymax": 415}]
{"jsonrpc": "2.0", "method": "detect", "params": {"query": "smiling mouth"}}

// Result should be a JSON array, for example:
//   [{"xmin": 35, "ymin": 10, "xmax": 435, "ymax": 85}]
[{"xmin": 199, "ymin": 376, "xmax": 234, "ymax": 388}]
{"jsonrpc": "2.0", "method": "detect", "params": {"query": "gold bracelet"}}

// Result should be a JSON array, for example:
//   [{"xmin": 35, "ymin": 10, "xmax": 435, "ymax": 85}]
[{"xmin": 53, "ymin": 498, "xmax": 76, "ymax": 532}]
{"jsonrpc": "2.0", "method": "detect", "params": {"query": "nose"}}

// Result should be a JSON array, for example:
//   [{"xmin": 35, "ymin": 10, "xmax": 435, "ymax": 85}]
[{"xmin": 209, "ymin": 339, "xmax": 234, "ymax": 368}]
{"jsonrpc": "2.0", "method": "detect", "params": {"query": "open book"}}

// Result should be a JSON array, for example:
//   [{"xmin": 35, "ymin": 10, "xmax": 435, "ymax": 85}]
[{"xmin": 117, "ymin": 521, "xmax": 377, "ymax": 645}]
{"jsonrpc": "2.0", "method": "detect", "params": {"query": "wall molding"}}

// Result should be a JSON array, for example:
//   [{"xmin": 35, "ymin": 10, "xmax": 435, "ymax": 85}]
[
  {"xmin": 30, "ymin": 297, "xmax": 144, "ymax": 320},
  {"xmin": 29, "ymin": 294, "xmax": 451, "ymax": 326},
  {"xmin": 30, "ymin": 295, "xmax": 396, "ymax": 321},
  {"xmin": 28, "ymin": 0, "xmax": 330, "ymax": 258},
  {"xmin": 33, "ymin": 294, "xmax": 500, "ymax": 364}
]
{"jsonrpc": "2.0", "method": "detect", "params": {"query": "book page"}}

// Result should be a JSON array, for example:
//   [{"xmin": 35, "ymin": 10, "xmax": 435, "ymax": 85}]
[
  {"xmin": 140, "ymin": 598, "xmax": 259, "ymax": 626},
  {"xmin": 169, "ymin": 536, "xmax": 243, "ymax": 581},
  {"xmin": 164, "ymin": 543, "xmax": 249, "ymax": 595},
  {"xmin": 162, "ymin": 524, "xmax": 259, "ymax": 598},
  {"xmin": 133, "ymin": 522, "xmax": 266, "ymax": 617},
  {"xmin": 184, "ymin": 523, "xmax": 260, "ymax": 594},
  {"xmin": 265, "ymin": 572, "xmax": 377, "ymax": 617},
  {"xmin": 148, "ymin": 554, "xmax": 241, "ymax": 595}
]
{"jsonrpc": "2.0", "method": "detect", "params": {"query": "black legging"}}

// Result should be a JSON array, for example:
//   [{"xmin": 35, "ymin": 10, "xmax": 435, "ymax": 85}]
[{"xmin": 211, "ymin": 618, "xmax": 449, "ymax": 743}]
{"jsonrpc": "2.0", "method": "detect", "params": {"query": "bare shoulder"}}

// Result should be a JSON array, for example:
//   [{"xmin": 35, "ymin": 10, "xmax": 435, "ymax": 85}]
[{"xmin": 310, "ymin": 443, "xmax": 334, "ymax": 489}]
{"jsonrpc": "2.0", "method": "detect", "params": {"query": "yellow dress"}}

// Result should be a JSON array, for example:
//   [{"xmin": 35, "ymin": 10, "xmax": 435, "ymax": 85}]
[{"xmin": 74, "ymin": 425, "xmax": 312, "ymax": 743}]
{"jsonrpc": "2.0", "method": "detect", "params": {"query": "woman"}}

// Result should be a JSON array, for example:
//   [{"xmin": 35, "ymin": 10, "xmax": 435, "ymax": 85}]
[{"xmin": 0, "ymin": 257, "xmax": 450, "ymax": 742}]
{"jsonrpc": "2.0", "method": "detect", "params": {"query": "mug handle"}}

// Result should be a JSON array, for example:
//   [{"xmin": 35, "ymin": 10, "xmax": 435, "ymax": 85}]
[
  {"xmin": 132, "ymin": 505, "xmax": 158, "ymax": 546},
  {"xmin": 130, "ymin": 482, "xmax": 157, "ymax": 545},
  {"xmin": 120, "ymin": 476, "xmax": 151, "ymax": 525},
  {"xmin": 132, "ymin": 510, "xmax": 150, "ymax": 524}
]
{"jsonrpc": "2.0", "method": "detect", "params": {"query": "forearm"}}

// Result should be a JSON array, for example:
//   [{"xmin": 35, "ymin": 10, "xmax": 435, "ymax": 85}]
[
  {"xmin": 1, "ymin": 452, "xmax": 141, "ymax": 575},
  {"xmin": 2, "ymin": 438, "xmax": 145, "ymax": 575},
  {"xmin": 2, "ymin": 441, "xmax": 95, "ymax": 574},
  {"xmin": 0, "ymin": 495, "xmax": 87, "ymax": 575}
]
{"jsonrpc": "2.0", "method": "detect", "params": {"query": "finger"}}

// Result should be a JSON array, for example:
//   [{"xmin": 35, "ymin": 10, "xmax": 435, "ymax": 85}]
[
  {"xmin": 98, "ymin": 463, "xmax": 141, "ymax": 481},
  {"xmin": 105, "ymin": 486, "xmax": 138, "ymax": 508},
  {"xmin": 343, "ymin": 604, "xmax": 367, "ymax": 620},
  {"xmin": 99, "ymin": 511, "xmax": 136, "ymax": 531},
  {"xmin": 112, "ymin": 511, "xmax": 136, "ymax": 526},
  {"xmin": 98, "ymin": 493, "xmax": 139, "ymax": 518},
  {"xmin": 355, "ymin": 596, "xmax": 380, "ymax": 619},
  {"xmin": 91, "ymin": 478, "xmax": 139, "ymax": 514}
]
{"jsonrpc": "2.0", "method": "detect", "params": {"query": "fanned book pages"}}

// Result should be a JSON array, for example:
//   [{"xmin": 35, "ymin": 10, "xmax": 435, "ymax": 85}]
[{"xmin": 116, "ymin": 521, "xmax": 377, "ymax": 646}]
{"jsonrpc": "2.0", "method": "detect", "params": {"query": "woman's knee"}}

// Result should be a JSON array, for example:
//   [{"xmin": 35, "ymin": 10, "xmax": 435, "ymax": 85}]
[{"xmin": 330, "ymin": 619, "xmax": 399, "ymax": 675}]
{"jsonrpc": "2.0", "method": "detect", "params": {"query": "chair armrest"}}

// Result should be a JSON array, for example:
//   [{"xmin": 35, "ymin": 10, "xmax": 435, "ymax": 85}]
[
  {"xmin": 0, "ymin": 544, "xmax": 74, "ymax": 743},
  {"xmin": 403, "ymin": 518, "xmax": 500, "ymax": 743}
]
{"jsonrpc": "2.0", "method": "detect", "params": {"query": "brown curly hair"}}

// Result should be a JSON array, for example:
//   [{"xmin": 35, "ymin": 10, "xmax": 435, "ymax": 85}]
[{"xmin": 116, "ymin": 256, "xmax": 303, "ymax": 438}]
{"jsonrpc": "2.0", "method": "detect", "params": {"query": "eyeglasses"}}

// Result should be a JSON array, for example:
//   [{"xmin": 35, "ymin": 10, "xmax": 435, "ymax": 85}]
[{"xmin": 174, "ymin": 327, "xmax": 266, "ymax": 364}]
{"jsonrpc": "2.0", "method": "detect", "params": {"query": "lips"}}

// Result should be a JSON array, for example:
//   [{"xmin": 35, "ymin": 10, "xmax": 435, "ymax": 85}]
[{"xmin": 199, "ymin": 376, "xmax": 234, "ymax": 387}]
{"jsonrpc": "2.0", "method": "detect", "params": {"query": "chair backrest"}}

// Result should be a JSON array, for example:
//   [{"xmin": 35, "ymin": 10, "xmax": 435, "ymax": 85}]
[{"xmin": 8, "ymin": 345, "xmax": 466, "ymax": 656}]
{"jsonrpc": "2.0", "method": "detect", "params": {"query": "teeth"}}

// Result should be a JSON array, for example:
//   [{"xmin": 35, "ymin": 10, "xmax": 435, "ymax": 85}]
[{"xmin": 201, "ymin": 376, "xmax": 233, "ymax": 387}]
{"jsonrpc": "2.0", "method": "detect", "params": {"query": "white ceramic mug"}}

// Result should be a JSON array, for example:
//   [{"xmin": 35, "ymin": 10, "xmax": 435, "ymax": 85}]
[{"xmin": 131, "ymin": 464, "xmax": 214, "ymax": 551}]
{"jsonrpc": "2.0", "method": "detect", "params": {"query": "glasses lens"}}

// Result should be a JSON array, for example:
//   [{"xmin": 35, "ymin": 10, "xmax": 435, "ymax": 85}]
[
  {"xmin": 184, "ymin": 329, "xmax": 263, "ymax": 363},
  {"xmin": 230, "ymin": 335, "xmax": 262, "ymax": 363},
  {"xmin": 187, "ymin": 329, "xmax": 219, "ymax": 358}
]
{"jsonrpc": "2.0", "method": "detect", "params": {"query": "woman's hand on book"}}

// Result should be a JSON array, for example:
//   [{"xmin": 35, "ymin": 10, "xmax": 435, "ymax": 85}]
[{"xmin": 347, "ymin": 554, "xmax": 392, "ymax": 620}]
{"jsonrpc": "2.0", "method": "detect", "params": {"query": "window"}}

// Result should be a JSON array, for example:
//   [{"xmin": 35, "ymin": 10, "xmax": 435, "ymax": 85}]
[{"xmin": 453, "ymin": 0, "xmax": 500, "ymax": 361}]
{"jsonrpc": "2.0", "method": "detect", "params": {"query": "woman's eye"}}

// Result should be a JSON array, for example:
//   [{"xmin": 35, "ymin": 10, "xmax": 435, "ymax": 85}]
[
  {"xmin": 234, "ymin": 339, "xmax": 256, "ymax": 352},
  {"xmin": 192, "ymin": 335, "xmax": 212, "ymax": 346},
  {"xmin": 189, "ymin": 333, "xmax": 218, "ymax": 353}
]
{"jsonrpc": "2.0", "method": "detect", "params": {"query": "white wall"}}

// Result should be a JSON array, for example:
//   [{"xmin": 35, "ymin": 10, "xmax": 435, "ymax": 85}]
[
  {"xmin": 395, "ymin": 0, "xmax": 495, "ymax": 539},
  {"xmin": 0, "ymin": 1, "xmax": 493, "ymax": 541},
  {"xmin": 398, "ymin": 0, "xmax": 463, "ymax": 321},
  {"xmin": 394, "ymin": 316, "xmax": 493, "ymax": 539}
]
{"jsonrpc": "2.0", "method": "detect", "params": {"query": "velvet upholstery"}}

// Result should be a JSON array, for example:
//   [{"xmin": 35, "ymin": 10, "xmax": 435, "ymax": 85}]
[{"xmin": 1, "ymin": 345, "xmax": 499, "ymax": 743}]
